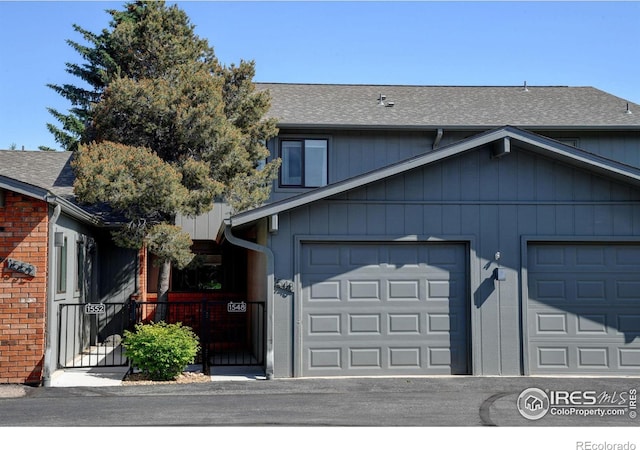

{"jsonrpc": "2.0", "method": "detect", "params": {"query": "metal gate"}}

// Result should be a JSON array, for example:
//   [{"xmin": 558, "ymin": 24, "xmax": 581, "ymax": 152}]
[
  {"xmin": 57, "ymin": 299, "xmax": 266, "ymax": 374},
  {"xmin": 58, "ymin": 301, "xmax": 132, "ymax": 369}
]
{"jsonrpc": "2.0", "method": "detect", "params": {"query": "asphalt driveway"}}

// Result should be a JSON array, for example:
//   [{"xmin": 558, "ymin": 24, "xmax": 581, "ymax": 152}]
[{"xmin": 1, "ymin": 376, "xmax": 639, "ymax": 427}]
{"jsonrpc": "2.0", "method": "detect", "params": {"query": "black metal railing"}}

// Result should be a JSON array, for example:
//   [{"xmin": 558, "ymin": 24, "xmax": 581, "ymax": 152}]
[
  {"xmin": 57, "ymin": 298, "xmax": 266, "ymax": 374},
  {"xmin": 58, "ymin": 301, "xmax": 132, "ymax": 369},
  {"xmin": 134, "ymin": 300, "xmax": 266, "ymax": 372}
]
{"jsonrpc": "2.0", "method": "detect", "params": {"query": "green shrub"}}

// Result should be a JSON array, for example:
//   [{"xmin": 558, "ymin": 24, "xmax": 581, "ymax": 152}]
[{"xmin": 123, "ymin": 321, "xmax": 200, "ymax": 381}]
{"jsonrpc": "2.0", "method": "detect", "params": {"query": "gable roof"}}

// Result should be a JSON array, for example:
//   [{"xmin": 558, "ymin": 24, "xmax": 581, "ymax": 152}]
[
  {"xmin": 228, "ymin": 126, "xmax": 640, "ymax": 228},
  {"xmin": 257, "ymin": 83, "xmax": 640, "ymax": 130},
  {"xmin": 0, "ymin": 150, "xmax": 105, "ymax": 225},
  {"xmin": 0, "ymin": 150, "xmax": 75, "ymax": 199}
]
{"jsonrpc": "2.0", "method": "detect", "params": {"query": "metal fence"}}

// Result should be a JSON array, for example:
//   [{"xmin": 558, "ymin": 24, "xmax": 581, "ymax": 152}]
[
  {"xmin": 57, "ymin": 299, "xmax": 266, "ymax": 374},
  {"xmin": 57, "ymin": 301, "xmax": 131, "ymax": 369}
]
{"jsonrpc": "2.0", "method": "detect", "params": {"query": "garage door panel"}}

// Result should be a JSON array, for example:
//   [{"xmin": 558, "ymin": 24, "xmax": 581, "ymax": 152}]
[
  {"xmin": 308, "ymin": 279, "xmax": 341, "ymax": 302},
  {"xmin": 389, "ymin": 347, "xmax": 421, "ymax": 367},
  {"xmin": 428, "ymin": 347, "xmax": 452, "ymax": 368},
  {"xmin": 387, "ymin": 280, "xmax": 420, "ymax": 301},
  {"xmin": 532, "ymin": 344, "xmax": 640, "ymax": 374},
  {"xmin": 302, "ymin": 242, "xmax": 469, "ymax": 376},
  {"xmin": 308, "ymin": 314, "xmax": 341, "ymax": 335},
  {"xmin": 531, "ymin": 245, "xmax": 640, "ymax": 272},
  {"xmin": 427, "ymin": 246, "xmax": 461, "ymax": 266},
  {"xmin": 577, "ymin": 314, "xmax": 608, "ymax": 334},
  {"xmin": 309, "ymin": 348, "xmax": 342, "ymax": 369},
  {"xmin": 349, "ymin": 348, "xmax": 381, "ymax": 368},
  {"xmin": 388, "ymin": 314, "xmax": 421, "ymax": 334},
  {"xmin": 388, "ymin": 246, "xmax": 419, "ymax": 266},
  {"xmin": 427, "ymin": 279, "xmax": 452, "ymax": 299},
  {"xmin": 575, "ymin": 246, "xmax": 606, "ymax": 266},
  {"xmin": 307, "ymin": 245, "xmax": 341, "ymax": 268},
  {"xmin": 349, "ymin": 246, "xmax": 381, "ymax": 266},
  {"xmin": 617, "ymin": 280, "xmax": 640, "ymax": 300},
  {"xmin": 349, "ymin": 280, "xmax": 382, "ymax": 301},
  {"xmin": 530, "ymin": 309, "xmax": 637, "ymax": 339},
  {"xmin": 619, "ymin": 349, "xmax": 640, "ymax": 368},
  {"xmin": 527, "ymin": 243, "xmax": 640, "ymax": 375},
  {"xmin": 614, "ymin": 247, "xmax": 640, "ymax": 267},
  {"xmin": 618, "ymin": 315, "xmax": 640, "ymax": 334},
  {"xmin": 577, "ymin": 347, "xmax": 609, "ymax": 368},
  {"xmin": 536, "ymin": 346, "xmax": 570, "ymax": 369},
  {"xmin": 427, "ymin": 312, "xmax": 454, "ymax": 333},
  {"xmin": 529, "ymin": 276, "xmax": 640, "ymax": 305},
  {"xmin": 535, "ymin": 313, "xmax": 568, "ymax": 333}
]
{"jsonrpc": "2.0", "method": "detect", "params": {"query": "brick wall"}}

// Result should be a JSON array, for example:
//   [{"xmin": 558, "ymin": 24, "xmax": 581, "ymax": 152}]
[{"xmin": 0, "ymin": 190, "xmax": 48, "ymax": 385}]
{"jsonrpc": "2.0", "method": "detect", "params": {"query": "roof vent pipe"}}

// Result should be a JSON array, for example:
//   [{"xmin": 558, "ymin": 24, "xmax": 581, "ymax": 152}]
[
  {"xmin": 523, "ymin": 81, "xmax": 529, "ymax": 92},
  {"xmin": 627, "ymin": 103, "xmax": 633, "ymax": 114},
  {"xmin": 378, "ymin": 94, "xmax": 386, "ymax": 106}
]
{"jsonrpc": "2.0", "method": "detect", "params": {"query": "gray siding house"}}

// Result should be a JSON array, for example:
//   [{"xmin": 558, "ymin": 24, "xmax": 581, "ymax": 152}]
[
  {"xmin": 4, "ymin": 83, "xmax": 640, "ymax": 385},
  {"xmin": 216, "ymin": 83, "xmax": 640, "ymax": 378}
]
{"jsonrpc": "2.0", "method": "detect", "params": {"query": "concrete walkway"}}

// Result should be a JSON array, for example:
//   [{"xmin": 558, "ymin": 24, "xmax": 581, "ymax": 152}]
[
  {"xmin": 50, "ymin": 364, "xmax": 266, "ymax": 387},
  {"xmin": 0, "ymin": 365, "xmax": 266, "ymax": 398},
  {"xmin": 50, "ymin": 366, "xmax": 131, "ymax": 387}
]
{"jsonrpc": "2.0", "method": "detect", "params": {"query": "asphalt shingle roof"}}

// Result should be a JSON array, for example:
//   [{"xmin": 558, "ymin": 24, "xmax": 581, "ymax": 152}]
[
  {"xmin": 257, "ymin": 83, "xmax": 640, "ymax": 129},
  {"xmin": 0, "ymin": 150, "xmax": 120, "ymax": 223},
  {"xmin": 0, "ymin": 150, "xmax": 75, "ymax": 200}
]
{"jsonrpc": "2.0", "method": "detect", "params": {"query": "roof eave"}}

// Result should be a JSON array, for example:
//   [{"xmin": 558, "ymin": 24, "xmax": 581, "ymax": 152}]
[
  {"xmin": 47, "ymin": 194, "xmax": 103, "ymax": 226},
  {"xmin": 274, "ymin": 122, "xmax": 640, "ymax": 131},
  {"xmin": 230, "ymin": 127, "xmax": 512, "ymax": 227},
  {"xmin": 0, "ymin": 176, "xmax": 49, "ymax": 202},
  {"xmin": 0, "ymin": 176, "xmax": 103, "ymax": 226},
  {"xmin": 230, "ymin": 126, "xmax": 640, "ymax": 228}
]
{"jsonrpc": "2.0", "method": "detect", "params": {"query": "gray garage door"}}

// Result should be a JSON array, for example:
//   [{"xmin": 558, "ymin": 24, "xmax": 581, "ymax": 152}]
[
  {"xmin": 300, "ymin": 242, "xmax": 469, "ymax": 377},
  {"xmin": 527, "ymin": 243, "xmax": 640, "ymax": 375}
]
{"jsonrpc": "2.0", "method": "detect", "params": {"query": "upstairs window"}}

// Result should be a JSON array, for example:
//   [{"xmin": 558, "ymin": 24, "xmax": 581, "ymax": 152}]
[{"xmin": 280, "ymin": 139, "xmax": 328, "ymax": 188}]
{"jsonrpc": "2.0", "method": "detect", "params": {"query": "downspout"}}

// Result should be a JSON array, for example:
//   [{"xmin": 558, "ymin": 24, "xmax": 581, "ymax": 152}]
[
  {"xmin": 223, "ymin": 221, "xmax": 275, "ymax": 380},
  {"xmin": 42, "ymin": 202, "xmax": 61, "ymax": 387},
  {"xmin": 432, "ymin": 128, "xmax": 444, "ymax": 150}
]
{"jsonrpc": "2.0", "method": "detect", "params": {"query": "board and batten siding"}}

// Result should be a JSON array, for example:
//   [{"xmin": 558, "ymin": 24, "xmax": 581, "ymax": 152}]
[
  {"xmin": 175, "ymin": 201, "xmax": 233, "ymax": 241},
  {"xmin": 266, "ymin": 144, "xmax": 640, "ymax": 377},
  {"xmin": 269, "ymin": 130, "xmax": 437, "ymax": 202},
  {"xmin": 546, "ymin": 130, "xmax": 640, "ymax": 169},
  {"xmin": 267, "ymin": 129, "xmax": 640, "ymax": 205},
  {"xmin": 174, "ymin": 129, "xmax": 640, "ymax": 241}
]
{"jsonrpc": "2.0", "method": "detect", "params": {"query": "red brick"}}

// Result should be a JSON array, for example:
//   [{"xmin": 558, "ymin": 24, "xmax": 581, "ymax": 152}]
[{"xmin": 0, "ymin": 193, "xmax": 47, "ymax": 384}]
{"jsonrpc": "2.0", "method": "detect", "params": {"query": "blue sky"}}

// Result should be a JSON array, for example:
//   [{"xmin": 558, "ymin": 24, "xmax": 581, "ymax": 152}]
[{"xmin": 1, "ymin": 1, "xmax": 639, "ymax": 151}]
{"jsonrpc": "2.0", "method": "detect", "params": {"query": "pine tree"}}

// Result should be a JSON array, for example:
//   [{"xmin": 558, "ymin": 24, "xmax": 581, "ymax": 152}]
[{"xmin": 62, "ymin": 1, "xmax": 279, "ymax": 307}]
